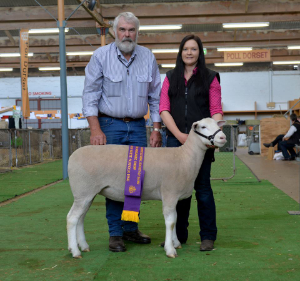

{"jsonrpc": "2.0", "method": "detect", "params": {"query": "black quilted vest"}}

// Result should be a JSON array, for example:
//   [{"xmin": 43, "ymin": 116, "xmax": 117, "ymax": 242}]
[{"xmin": 166, "ymin": 68, "xmax": 220, "ymax": 136}]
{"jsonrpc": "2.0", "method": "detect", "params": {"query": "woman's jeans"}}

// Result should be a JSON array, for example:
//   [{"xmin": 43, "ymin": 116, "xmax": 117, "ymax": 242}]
[
  {"xmin": 167, "ymin": 135, "xmax": 217, "ymax": 242},
  {"xmin": 99, "ymin": 117, "xmax": 147, "ymax": 237}
]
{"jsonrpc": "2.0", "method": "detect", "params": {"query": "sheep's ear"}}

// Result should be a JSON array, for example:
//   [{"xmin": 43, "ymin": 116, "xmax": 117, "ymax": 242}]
[
  {"xmin": 217, "ymin": 120, "xmax": 226, "ymax": 128},
  {"xmin": 192, "ymin": 122, "xmax": 198, "ymax": 131}
]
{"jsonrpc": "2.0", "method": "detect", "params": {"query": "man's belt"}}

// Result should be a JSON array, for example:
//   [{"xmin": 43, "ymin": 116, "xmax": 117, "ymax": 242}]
[{"xmin": 98, "ymin": 112, "xmax": 143, "ymax": 123}]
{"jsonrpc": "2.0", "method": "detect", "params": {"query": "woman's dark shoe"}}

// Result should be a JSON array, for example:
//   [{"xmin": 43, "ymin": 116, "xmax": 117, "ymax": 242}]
[
  {"xmin": 109, "ymin": 236, "xmax": 126, "ymax": 252},
  {"xmin": 200, "ymin": 240, "xmax": 214, "ymax": 251},
  {"xmin": 123, "ymin": 230, "xmax": 151, "ymax": 244}
]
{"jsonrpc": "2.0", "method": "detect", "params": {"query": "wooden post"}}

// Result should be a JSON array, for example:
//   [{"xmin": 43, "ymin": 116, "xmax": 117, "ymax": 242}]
[
  {"xmin": 58, "ymin": 0, "xmax": 65, "ymax": 27},
  {"xmin": 100, "ymin": 27, "xmax": 106, "ymax": 46}
]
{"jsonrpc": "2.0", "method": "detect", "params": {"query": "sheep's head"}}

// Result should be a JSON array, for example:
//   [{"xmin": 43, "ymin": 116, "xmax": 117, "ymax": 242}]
[{"xmin": 192, "ymin": 118, "xmax": 227, "ymax": 148}]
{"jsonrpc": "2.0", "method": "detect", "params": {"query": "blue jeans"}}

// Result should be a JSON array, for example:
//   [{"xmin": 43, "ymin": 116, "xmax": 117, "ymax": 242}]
[
  {"xmin": 278, "ymin": 141, "xmax": 296, "ymax": 159},
  {"xmin": 167, "ymin": 135, "xmax": 217, "ymax": 242},
  {"xmin": 99, "ymin": 117, "xmax": 147, "ymax": 236}
]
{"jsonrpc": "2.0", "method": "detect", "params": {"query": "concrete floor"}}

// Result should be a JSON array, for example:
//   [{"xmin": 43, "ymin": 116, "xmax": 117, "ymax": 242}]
[{"xmin": 236, "ymin": 147, "xmax": 300, "ymax": 202}]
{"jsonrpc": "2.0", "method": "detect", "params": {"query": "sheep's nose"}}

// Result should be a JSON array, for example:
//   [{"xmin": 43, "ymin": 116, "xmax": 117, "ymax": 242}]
[{"xmin": 219, "ymin": 136, "xmax": 226, "ymax": 140}]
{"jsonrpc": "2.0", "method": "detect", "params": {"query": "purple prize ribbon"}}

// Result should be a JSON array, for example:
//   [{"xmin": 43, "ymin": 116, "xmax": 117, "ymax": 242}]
[{"xmin": 123, "ymin": 146, "xmax": 145, "ymax": 213}]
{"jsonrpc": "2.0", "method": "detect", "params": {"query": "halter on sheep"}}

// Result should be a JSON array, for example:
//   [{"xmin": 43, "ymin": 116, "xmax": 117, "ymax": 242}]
[{"xmin": 67, "ymin": 118, "xmax": 227, "ymax": 258}]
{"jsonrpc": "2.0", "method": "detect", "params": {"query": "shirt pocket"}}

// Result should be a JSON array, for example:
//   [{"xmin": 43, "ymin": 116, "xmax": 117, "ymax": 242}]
[
  {"xmin": 103, "ymin": 74, "xmax": 123, "ymax": 97},
  {"xmin": 137, "ymin": 74, "xmax": 152, "ymax": 97}
]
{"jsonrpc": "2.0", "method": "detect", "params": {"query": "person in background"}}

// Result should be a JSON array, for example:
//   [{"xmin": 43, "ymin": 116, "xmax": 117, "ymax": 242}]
[
  {"xmin": 263, "ymin": 113, "xmax": 300, "ymax": 160},
  {"xmin": 159, "ymin": 34, "xmax": 223, "ymax": 251},
  {"xmin": 82, "ymin": 12, "xmax": 162, "ymax": 252}
]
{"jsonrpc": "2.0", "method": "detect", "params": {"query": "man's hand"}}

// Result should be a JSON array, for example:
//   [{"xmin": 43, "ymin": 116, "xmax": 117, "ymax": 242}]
[
  {"xmin": 150, "ymin": 131, "xmax": 162, "ymax": 147},
  {"xmin": 90, "ymin": 130, "xmax": 107, "ymax": 145},
  {"xmin": 87, "ymin": 116, "xmax": 107, "ymax": 145}
]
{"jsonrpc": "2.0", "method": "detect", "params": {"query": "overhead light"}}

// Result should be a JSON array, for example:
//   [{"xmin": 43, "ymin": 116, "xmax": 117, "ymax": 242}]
[
  {"xmin": 29, "ymin": 28, "xmax": 69, "ymax": 34},
  {"xmin": 66, "ymin": 51, "xmax": 94, "ymax": 56},
  {"xmin": 287, "ymin": 46, "xmax": 300, "ymax": 50},
  {"xmin": 39, "ymin": 67, "xmax": 61, "ymax": 71},
  {"xmin": 273, "ymin": 61, "xmax": 300, "ymax": 65},
  {"xmin": 161, "ymin": 64, "xmax": 176, "ymax": 68},
  {"xmin": 0, "ymin": 68, "xmax": 13, "ymax": 72},
  {"xmin": 223, "ymin": 22, "xmax": 269, "ymax": 28},
  {"xmin": 217, "ymin": 47, "xmax": 253, "ymax": 52},
  {"xmin": 152, "ymin": 49, "xmax": 179, "ymax": 53},
  {"xmin": 139, "ymin": 25, "xmax": 182, "ymax": 31},
  {"xmin": 0, "ymin": 53, "xmax": 34, "ymax": 57},
  {"xmin": 214, "ymin": 63, "xmax": 243, "ymax": 67}
]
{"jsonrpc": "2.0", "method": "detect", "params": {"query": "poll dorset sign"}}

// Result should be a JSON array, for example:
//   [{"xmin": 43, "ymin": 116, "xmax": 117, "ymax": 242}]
[{"xmin": 224, "ymin": 49, "xmax": 270, "ymax": 63}]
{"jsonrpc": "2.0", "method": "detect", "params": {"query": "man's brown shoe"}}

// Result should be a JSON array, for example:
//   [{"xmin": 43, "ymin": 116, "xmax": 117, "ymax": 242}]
[
  {"xmin": 109, "ymin": 236, "xmax": 126, "ymax": 252},
  {"xmin": 200, "ymin": 240, "xmax": 214, "ymax": 251},
  {"xmin": 123, "ymin": 230, "xmax": 151, "ymax": 244}
]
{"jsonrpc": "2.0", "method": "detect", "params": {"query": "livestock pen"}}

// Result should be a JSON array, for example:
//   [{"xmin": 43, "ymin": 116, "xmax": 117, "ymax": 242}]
[{"xmin": 1, "ymin": 157, "xmax": 300, "ymax": 280}]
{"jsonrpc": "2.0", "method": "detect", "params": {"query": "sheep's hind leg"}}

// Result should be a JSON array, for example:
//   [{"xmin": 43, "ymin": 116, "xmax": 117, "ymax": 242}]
[
  {"xmin": 76, "ymin": 195, "xmax": 96, "ymax": 253},
  {"xmin": 67, "ymin": 196, "xmax": 95, "ymax": 258}
]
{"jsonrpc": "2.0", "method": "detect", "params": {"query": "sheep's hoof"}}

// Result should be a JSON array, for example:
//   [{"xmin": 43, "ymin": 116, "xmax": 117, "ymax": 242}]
[
  {"xmin": 82, "ymin": 248, "xmax": 90, "ymax": 252},
  {"xmin": 175, "ymin": 245, "xmax": 182, "ymax": 249},
  {"xmin": 167, "ymin": 254, "xmax": 176, "ymax": 258},
  {"xmin": 73, "ymin": 255, "xmax": 83, "ymax": 259}
]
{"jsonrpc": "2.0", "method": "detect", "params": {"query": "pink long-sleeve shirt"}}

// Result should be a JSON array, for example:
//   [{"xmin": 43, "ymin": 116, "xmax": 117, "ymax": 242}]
[{"xmin": 159, "ymin": 75, "xmax": 223, "ymax": 117}]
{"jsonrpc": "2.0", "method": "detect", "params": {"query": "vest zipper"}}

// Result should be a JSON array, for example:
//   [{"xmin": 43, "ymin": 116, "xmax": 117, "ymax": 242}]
[{"xmin": 185, "ymin": 87, "xmax": 188, "ymax": 133}]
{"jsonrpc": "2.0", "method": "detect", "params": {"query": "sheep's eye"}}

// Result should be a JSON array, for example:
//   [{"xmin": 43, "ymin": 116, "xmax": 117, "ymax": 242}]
[{"xmin": 201, "ymin": 126, "xmax": 206, "ymax": 129}]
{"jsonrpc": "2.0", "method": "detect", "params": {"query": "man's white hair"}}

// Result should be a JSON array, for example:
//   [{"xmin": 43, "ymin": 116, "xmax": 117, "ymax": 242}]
[{"xmin": 113, "ymin": 12, "xmax": 140, "ymax": 34}]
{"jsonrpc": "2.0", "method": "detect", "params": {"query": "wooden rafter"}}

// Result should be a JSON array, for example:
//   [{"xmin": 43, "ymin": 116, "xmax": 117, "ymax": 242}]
[{"xmin": 0, "ymin": 0, "xmax": 299, "ymax": 70}]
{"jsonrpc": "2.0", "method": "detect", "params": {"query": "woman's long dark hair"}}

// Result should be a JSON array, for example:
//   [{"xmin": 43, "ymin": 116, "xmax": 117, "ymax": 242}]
[{"xmin": 168, "ymin": 35, "xmax": 209, "ymax": 98}]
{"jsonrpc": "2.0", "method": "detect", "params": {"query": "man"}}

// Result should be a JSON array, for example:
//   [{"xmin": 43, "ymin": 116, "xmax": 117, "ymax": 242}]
[
  {"xmin": 82, "ymin": 12, "xmax": 162, "ymax": 252},
  {"xmin": 264, "ymin": 113, "xmax": 300, "ymax": 160}
]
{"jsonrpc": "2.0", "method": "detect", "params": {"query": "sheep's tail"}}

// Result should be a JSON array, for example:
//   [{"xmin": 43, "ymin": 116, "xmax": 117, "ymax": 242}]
[{"xmin": 121, "ymin": 210, "xmax": 140, "ymax": 223}]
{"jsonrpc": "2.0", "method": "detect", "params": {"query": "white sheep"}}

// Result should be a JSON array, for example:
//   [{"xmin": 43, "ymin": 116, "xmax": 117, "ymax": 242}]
[{"xmin": 67, "ymin": 118, "xmax": 226, "ymax": 258}]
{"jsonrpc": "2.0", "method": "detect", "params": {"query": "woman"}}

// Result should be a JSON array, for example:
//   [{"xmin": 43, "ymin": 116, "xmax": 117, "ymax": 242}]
[{"xmin": 159, "ymin": 35, "xmax": 223, "ymax": 251}]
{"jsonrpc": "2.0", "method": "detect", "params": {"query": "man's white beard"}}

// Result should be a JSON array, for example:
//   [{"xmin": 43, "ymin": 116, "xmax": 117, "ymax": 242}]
[{"xmin": 116, "ymin": 37, "xmax": 137, "ymax": 54}]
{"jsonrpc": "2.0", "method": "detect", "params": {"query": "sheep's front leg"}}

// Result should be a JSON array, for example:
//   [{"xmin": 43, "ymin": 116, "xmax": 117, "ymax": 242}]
[{"xmin": 163, "ymin": 205, "xmax": 178, "ymax": 258}]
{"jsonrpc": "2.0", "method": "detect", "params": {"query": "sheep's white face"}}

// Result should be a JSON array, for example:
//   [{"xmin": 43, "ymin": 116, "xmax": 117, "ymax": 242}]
[{"xmin": 193, "ymin": 118, "xmax": 227, "ymax": 148}]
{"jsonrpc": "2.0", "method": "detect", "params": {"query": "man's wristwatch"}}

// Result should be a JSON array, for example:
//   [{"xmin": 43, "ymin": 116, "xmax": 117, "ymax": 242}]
[{"xmin": 153, "ymin": 128, "xmax": 161, "ymax": 133}]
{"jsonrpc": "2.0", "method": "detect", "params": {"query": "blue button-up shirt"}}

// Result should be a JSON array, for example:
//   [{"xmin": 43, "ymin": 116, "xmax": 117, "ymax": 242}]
[{"xmin": 82, "ymin": 42, "xmax": 161, "ymax": 122}]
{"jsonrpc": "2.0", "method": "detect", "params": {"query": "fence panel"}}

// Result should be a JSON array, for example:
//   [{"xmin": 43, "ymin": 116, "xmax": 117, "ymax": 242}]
[
  {"xmin": 211, "ymin": 125, "xmax": 237, "ymax": 180},
  {"xmin": 0, "ymin": 130, "xmax": 11, "ymax": 171},
  {"xmin": 0, "ymin": 126, "xmax": 238, "ymax": 181}
]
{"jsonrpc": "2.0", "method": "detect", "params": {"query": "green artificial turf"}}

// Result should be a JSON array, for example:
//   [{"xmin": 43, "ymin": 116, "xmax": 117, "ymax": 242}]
[
  {"xmin": 0, "ymin": 157, "xmax": 300, "ymax": 280},
  {"xmin": 0, "ymin": 160, "xmax": 63, "ymax": 202}
]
